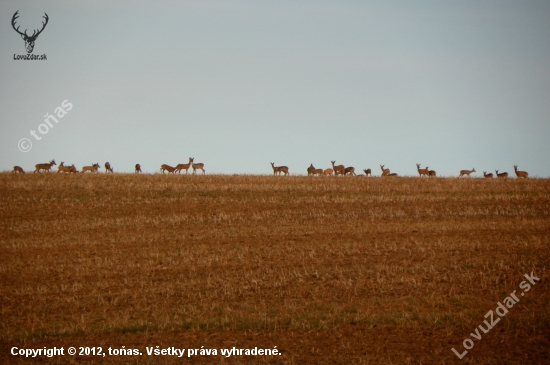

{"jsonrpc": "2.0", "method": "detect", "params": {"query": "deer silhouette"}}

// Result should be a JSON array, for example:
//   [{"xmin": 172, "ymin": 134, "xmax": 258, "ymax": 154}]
[{"xmin": 12, "ymin": 11, "xmax": 49, "ymax": 53}]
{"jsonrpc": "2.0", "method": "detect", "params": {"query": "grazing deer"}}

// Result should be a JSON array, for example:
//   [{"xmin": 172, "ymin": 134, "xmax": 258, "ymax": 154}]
[
  {"xmin": 190, "ymin": 157, "xmax": 205, "ymax": 174},
  {"xmin": 105, "ymin": 162, "xmax": 113, "ymax": 173},
  {"xmin": 380, "ymin": 165, "xmax": 390, "ymax": 176},
  {"xmin": 483, "ymin": 171, "xmax": 493, "ymax": 178},
  {"xmin": 331, "ymin": 161, "xmax": 345, "ymax": 176},
  {"xmin": 12, "ymin": 166, "xmax": 25, "ymax": 173},
  {"xmin": 513, "ymin": 165, "xmax": 528, "ymax": 178},
  {"xmin": 459, "ymin": 168, "xmax": 475, "ymax": 177},
  {"xmin": 57, "ymin": 162, "xmax": 74, "ymax": 173},
  {"xmin": 271, "ymin": 162, "xmax": 289, "ymax": 176},
  {"xmin": 427, "ymin": 167, "xmax": 436, "ymax": 177},
  {"xmin": 81, "ymin": 163, "xmax": 100, "ymax": 173},
  {"xmin": 34, "ymin": 159, "xmax": 56, "ymax": 173},
  {"xmin": 388, "ymin": 173, "xmax": 398, "ymax": 176},
  {"xmin": 68, "ymin": 164, "xmax": 78, "ymax": 173},
  {"xmin": 160, "ymin": 164, "xmax": 176, "ymax": 174},
  {"xmin": 175, "ymin": 158, "xmax": 193, "ymax": 174},
  {"xmin": 416, "ymin": 164, "xmax": 429, "ymax": 177},
  {"xmin": 344, "ymin": 167, "xmax": 356, "ymax": 176},
  {"xmin": 323, "ymin": 168, "xmax": 333, "ymax": 176},
  {"xmin": 495, "ymin": 170, "xmax": 508, "ymax": 179},
  {"xmin": 135, "ymin": 164, "xmax": 142, "ymax": 174},
  {"xmin": 363, "ymin": 168, "xmax": 371, "ymax": 176}
]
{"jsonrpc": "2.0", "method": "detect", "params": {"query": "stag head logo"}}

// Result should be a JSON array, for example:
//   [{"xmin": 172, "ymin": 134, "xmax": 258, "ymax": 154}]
[{"xmin": 12, "ymin": 11, "xmax": 49, "ymax": 54}]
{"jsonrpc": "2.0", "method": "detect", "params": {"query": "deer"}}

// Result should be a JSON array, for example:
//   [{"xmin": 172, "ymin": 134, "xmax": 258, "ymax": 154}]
[
  {"xmin": 483, "ymin": 171, "xmax": 493, "ymax": 178},
  {"xmin": 459, "ymin": 168, "xmax": 475, "ymax": 177},
  {"xmin": 68, "ymin": 164, "xmax": 78, "ymax": 173},
  {"xmin": 81, "ymin": 163, "xmax": 100, "ymax": 173},
  {"xmin": 57, "ymin": 162, "xmax": 74, "ymax": 173},
  {"xmin": 427, "ymin": 167, "xmax": 436, "ymax": 177},
  {"xmin": 513, "ymin": 165, "xmax": 528, "ymax": 178},
  {"xmin": 190, "ymin": 157, "xmax": 205, "ymax": 175},
  {"xmin": 34, "ymin": 160, "xmax": 56, "ymax": 173},
  {"xmin": 271, "ymin": 162, "xmax": 289, "ymax": 176},
  {"xmin": 105, "ymin": 162, "xmax": 113, "ymax": 173},
  {"xmin": 363, "ymin": 168, "xmax": 371, "ymax": 176},
  {"xmin": 331, "ymin": 161, "xmax": 345, "ymax": 176},
  {"xmin": 12, "ymin": 166, "xmax": 25, "ymax": 173},
  {"xmin": 308, "ymin": 164, "xmax": 322, "ymax": 176},
  {"xmin": 380, "ymin": 165, "xmax": 390, "ymax": 177},
  {"xmin": 11, "ymin": 11, "xmax": 49, "ymax": 54},
  {"xmin": 495, "ymin": 170, "xmax": 508, "ymax": 179},
  {"xmin": 388, "ymin": 173, "xmax": 398, "ymax": 176},
  {"xmin": 323, "ymin": 168, "xmax": 333, "ymax": 176},
  {"xmin": 160, "ymin": 164, "xmax": 176, "ymax": 174},
  {"xmin": 344, "ymin": 167, "xmax": 356, "ymax": 176},
  {"xmin": 135, "ymin": 164, "xmax": 142, "ymax": 174},
  {"xmin": 416, "ymin": 164, "xmax": 429, "ymax": 177},
  {"xmin": 175, "ymin": 158, "xmax": 193, "ymax": 174}
]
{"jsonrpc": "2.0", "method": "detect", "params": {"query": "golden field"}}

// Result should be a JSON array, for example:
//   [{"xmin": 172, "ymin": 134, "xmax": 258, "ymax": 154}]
[{"xmin": 0, "ymin": 173, "xmax": 548, "ymax": 364}]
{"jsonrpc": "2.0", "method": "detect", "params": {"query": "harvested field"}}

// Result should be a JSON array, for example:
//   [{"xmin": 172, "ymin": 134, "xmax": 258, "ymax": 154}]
[{"xmin": 0, "ymin": 173, "xmax": 549, "ymax": 364}]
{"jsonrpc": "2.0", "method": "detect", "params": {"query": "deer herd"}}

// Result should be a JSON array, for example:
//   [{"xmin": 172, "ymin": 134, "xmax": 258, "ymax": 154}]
[
  {"xmin": 11, "ymin": 158, "xmax": 207, "ymax": 175},
  {"xmin": 11, "ymin": 159, "xmax": 531, "ymax": 179},
  {"xmin": 272, "ymin": 161, "xmax": 530, "ymax": 179}
]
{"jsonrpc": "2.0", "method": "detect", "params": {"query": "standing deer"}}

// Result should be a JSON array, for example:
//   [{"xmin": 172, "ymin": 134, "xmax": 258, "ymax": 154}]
[
  {"xmin": 271, "ymin": 162, "xmax": 289, "ymax": 176},
  {"xmin": 323, "ymin": 168, "xmax": 333, "ymax": 176},
  {"xmin": 363, "ymin": 168, "xmax": 371, "ymax": 176},
  {"xmin": 380, "ymin": 165, "xmax": 390, "ymax": 176},
  {"xmin": 105, "ymin": 162, "xmax": 113, "ymax": 173},
  {"xmin": 12, "ymin": 166, "xmax": 25, "ymax": 173},
  {"xmin": 34, "ymin": 160, "xmax": 56, "ymax": 173},
  {"xmin": 190, "ymin": 158, "xmax": 205, "ymax": 174},
  {"xmin": 81, "ymin": 163, "xmax": 100, "ymax": 173},
  {"xmin": 459, "ymin": 168, "xmax": 475, "ymax": 177},
  {"xmin": 331, "ymin": 161, "xmax": 345, "ymax": 176},
  {"xmin": 175, "ymin": 158, "xmax": 193, "ymax": 174},
  {"xmin": 483, "ymin": 171, "xmax": 493, "ymax": 178},
  {"xmin": 308, "ymin": 164, "xmax": 322, "ymax": 176},
  {"xmin": 513, "ymin": 165, "xmax": 528, "ymax": 178},
  {"xmin": 495, "ymin": 170, "xmax": 508, "ymax": 179},
  {"xmin": 160, "ymin": 164, "xmax": 176, "ymax": 174},
  {"xmin": 135, "ymin": 164, "xmax": 142, "ymax": 174},
  {"xmin": 344, "ymin": 166, "xmax": 356, "ymax": 176},
  {"xmin": 427, "ymin": 167, "xmax": 436, "ymax": 177},
  {"xmin": 416, "ymin": 164, "xmax": 429, "ymax": 177}
]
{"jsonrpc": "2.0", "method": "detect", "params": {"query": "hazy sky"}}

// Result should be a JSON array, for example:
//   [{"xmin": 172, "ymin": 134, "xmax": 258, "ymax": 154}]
[{"xmin": 1, "ymin": 1, "xmax": 549, "ymax": 176}]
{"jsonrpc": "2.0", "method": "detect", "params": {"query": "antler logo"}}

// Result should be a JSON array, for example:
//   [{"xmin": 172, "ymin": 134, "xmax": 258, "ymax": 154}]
[{"xmin": 12, "ymin": 11, "xmax": 49, "ymax": 54}]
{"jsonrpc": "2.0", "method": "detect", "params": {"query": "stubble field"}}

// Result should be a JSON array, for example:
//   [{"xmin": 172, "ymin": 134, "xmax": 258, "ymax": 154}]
[{"xmin": 0, "ymin": 173, "xmax": 548, "ymax": 364}]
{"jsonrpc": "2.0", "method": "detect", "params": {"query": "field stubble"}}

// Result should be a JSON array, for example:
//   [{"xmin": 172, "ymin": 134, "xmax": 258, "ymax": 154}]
[{"xmin": 0, "ymin": 173, "xmax": 549, "ymax": 364}]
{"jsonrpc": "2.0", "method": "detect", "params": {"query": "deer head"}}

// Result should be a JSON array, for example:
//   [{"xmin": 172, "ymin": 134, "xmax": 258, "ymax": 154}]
[{"xmin": 12, "ymin": 11, "xmax": 49, "ymax": 54}]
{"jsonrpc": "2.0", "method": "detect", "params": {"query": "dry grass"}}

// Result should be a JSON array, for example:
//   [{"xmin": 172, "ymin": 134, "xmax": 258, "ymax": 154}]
[{"xmin": 0, "ymin": 173, "xmax": 549, "ymax": 364}]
